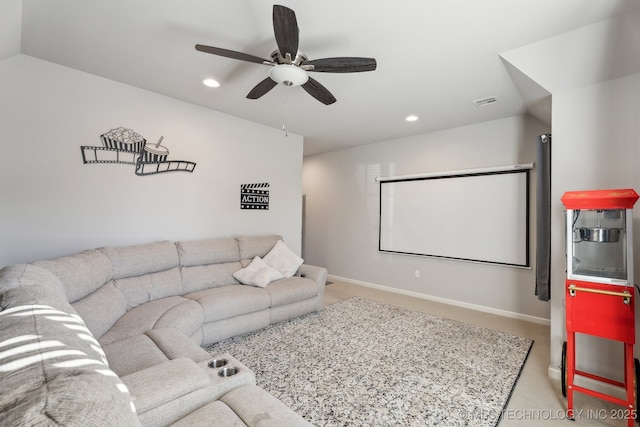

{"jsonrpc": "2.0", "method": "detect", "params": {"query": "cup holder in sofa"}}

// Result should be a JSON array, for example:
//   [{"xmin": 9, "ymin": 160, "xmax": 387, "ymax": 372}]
[
  {"xmin": 218, "ymin": 366, "xmax": 238, "ymax": 377},
  {"xmin": 208, "ymin": 358, "xmax": 228, "ymax": 369}
]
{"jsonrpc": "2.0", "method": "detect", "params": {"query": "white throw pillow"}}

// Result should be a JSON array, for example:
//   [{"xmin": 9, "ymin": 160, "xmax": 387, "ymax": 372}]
[
  {"xmin": 263, "ymin": 240, "xmax": 304, "ymax": 278},
  {"xmin": 233, "ymin": 256, "xmax": 284, "ymax": 288}
]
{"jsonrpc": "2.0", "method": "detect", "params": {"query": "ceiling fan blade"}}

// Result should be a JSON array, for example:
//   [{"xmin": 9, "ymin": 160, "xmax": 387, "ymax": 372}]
[
  {"xmin": 195, "ymin": 44, "xmax": 272, "ymax": 65},
  {"xmin": 273, "ymin": 5, "xmax": 299, "ymax": 60},
  {"xmin": 301, "ymin": 77, "xmax": 337, "ymax": 105},
  {"xmin": 303, "ymin": 57, "xmax": 377, "ymax": 73},
  {"xmin": 246, "ymin": 77, "xmax": 278, "ymax": 99}
]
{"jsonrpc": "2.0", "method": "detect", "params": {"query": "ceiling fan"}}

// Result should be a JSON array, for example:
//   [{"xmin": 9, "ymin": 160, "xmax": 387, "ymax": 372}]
[{"xmin": 195, "ymin": 4, "xmax": 377, "ymax": 105}]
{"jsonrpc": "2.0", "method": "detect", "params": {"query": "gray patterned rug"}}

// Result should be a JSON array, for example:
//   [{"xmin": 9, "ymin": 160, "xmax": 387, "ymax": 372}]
[{"xmin": 207, "ymin": 297, "xmax": 533, "ymax": 426}]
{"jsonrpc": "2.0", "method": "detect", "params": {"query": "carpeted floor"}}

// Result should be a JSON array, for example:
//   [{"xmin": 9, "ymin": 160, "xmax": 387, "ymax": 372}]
[{"xmin": 207, "ymin": 297, "xmax": 533, "ymax": 426}]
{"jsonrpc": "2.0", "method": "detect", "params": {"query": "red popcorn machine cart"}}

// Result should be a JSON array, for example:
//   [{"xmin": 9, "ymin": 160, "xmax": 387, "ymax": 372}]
[{"xmin": 561, "ymin": 188, "xmax": 640, "ymax": 425}]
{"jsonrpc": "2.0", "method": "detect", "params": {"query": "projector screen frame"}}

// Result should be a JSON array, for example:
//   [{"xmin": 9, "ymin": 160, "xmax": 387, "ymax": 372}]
[{"xmin": 377, "ymin": 163, "xmax": 533, "ymax": 268}]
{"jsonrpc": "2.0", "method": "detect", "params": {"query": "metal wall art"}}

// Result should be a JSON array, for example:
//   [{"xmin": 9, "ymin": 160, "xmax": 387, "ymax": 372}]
[
  {"xmin": 241, "ymin": 183, "xmax": 270, "ymax": 210},
  {"xmin": 81, "ymin": 127, "xmax": 196, "ymax": 176}
]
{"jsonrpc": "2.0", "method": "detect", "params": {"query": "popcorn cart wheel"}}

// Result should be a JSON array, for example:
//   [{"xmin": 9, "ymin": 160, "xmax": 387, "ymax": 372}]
[
  {"xmin": 561, "ymin": 340, "xmax": 640, "ymax": 421},
  {"xmin": 561, "ymin": 341, "xmax": 567, "ymax": 397}
]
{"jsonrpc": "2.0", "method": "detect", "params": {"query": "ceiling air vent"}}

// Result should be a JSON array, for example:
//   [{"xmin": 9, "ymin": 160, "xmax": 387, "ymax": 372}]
[{"xmin": 472, "ymin": 96, "xmax": 498, "ymax": 107}]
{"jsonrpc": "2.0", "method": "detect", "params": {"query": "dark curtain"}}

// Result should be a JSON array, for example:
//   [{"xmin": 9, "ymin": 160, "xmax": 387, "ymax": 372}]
[{"xmin": 535, "ymin": 133, "xmax": 551, "ymax": 301}]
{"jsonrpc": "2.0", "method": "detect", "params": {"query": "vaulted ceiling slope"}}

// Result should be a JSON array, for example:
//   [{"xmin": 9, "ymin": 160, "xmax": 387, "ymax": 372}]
[{"xmin": 6, "ymin": 0, "xmax": 640, "ymax": 155}]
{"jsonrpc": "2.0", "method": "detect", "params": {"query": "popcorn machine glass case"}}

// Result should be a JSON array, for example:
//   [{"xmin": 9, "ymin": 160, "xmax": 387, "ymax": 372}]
[
  {"xmin": 566, "ymin": 209, "xmax": 633, "ymax": 286},
  {"xmin": 563, "ymin": 189, "xmax": 638, "ymax": 285}
]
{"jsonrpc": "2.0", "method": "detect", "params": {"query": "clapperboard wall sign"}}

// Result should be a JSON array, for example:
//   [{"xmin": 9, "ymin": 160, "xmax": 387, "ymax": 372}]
[{"xmin": 241, "ymin": 183, "xmax": 270, "ymax": 210}]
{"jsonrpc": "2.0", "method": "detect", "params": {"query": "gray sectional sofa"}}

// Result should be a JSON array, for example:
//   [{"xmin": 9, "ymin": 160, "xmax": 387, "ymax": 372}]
[{"xmin": 0, "ymin": 235, "xmax": 327, "ymax": 426}]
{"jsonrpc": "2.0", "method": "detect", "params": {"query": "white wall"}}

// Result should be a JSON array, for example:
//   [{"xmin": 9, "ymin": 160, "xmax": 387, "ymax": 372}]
[
  {"xmin": 0, "ymin": 55, "xmax": 304, "ymax": 267},
  {"xmin": 501, "ymin": 9, "xmax": 640, "ymax": 383},
  {"xmin": 0, "ymin": 0, "xmax": 21, "ymax": 61},
  {"xmin": 303, "ymin": 115, "xmax": 550, "ymax": 320},
  {"xmin": 550, "ymin": 72, "xmax": 640, "ymax": 380},
  {"xmin": 500, "ymin": 10, "xmax": 640, "ymax": 95}
]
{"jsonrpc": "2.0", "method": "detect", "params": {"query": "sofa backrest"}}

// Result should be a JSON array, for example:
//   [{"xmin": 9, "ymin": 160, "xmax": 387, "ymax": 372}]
[
  {"xmin": 0, "ymin": 264, "xmax": 71, "ymax": 312},
  {"xmin": 26, "ymin": 235, "xmax": 284, "ymax": 339},
  {"xmin": 101, "ymin": 241, "xmax": 182, "ymax": 310},
  {"xmin": 177, "ymin": 235, "xmax": 283, "ymax": 293},
  {"xmin": 71, "ymin": 280, "xmax": 128, "ymax": 339},
  {"xmin": 101, "ymin": 240, "xmax": 179, "ymax": 281},
  {"xmin": 177, "ymin": 237, "xmax": 241, "ymax": 294},
  {"xmin": 33, "ymin": 249, "xmax": 112, "ymax": 303},
  {"xmin": 237, "ymin": 235, "xmax": 282, "ymax": 264},
  {"xmin": 29, "ymin": 241, "xmax": 183, "ymax": 338},
  {"xmin": 74, "ymin": 241, "xmax": 184, "ymax": 337},
  {"xmin": 0, "ymin": 264, "xmax": 142, "ymax": 426}
]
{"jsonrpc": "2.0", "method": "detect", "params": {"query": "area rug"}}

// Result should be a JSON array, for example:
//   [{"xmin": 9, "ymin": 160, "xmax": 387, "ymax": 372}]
[{"xmin": 206, "ymin": 297, "xmax": 533, "ymax": 426}]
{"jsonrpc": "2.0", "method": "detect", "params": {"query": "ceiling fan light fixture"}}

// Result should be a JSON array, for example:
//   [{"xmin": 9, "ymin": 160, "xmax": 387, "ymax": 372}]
[
  {"xmin": 269, "ymin": 64, "xmax": 308, "ymax": 87},
  {"xmin": 405, "ymin": 115, "xmax": 419, "ymax": 122}
]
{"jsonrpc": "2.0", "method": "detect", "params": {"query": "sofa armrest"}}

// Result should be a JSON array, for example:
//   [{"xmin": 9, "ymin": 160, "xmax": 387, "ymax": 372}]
[
  {"xmin": 296, "ymin": 264, "xmax": 327, "ymax": 288},
  {"xmin": 146, "ymin": 327, "xmax": 210, "ymax": 363},
  {"xmin": 121, "ymin": 358, "xmax": 210, "ymax": 414},
  {"xmin": 296, "ymin": 264, "xmax": 328, "ymax": 311}
]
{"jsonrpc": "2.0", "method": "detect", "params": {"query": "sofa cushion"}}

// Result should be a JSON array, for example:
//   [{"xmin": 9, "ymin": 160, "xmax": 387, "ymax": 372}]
[
  {"xmin": 181, "ymin": 262, "xmax": 242, "ymax": 294},
  {"xmin": 138, "ymin": 387, "xmax": 220, "ymax": 427},
  {"xmin": 185, "ymin": 285, "xmax": 271, "ymax": 323},
  {"xmin": 114, "ymin": 267, "xmax": 183, "ymax": 310},
  {"xmin": 177, "ymin": 238, "xmax": 240, "ymax": 266},
  {"xmin": 237, "ymin": 235, "xmax": 282, "ymax": 261},
  {"xmin": 102, "ymin": 334, "xmax": 170, "ymax": 377},
  {"xmin": 99, "ymin": 296, "xmax": 200, "ymax": 345},
  {"xmin": 233, "ymin": 256, "xmax": 284, "ymax": 288},
  {"xmin": 266, "ymin": 277, "xmax": 319, "ymax": 307},
  {"xmin": 103, "ymin": 329, "xmax": 211, "ymax": 378},
  {"xmin": 201, "ymin": 311, "xmax": 270, "ymax": 345},
  {"xmin": 72, "ymin": 281, "xmax": 127, "ymax": 339},
  {"xmin": 154, "ymin": 299, "xmax": 204, "ymax": 334},
  {"xmin": 33, "ymin": 249, "xmax": 112, "ymax": 303},
  {"xmin": 122, "ymin": 358, "xmax": 214, "ymax": 425},
  {"xmin": 263, "ymin": 240, "xmax": 304, "ymax": 278},
  {"xmin": 220, "ymin": 385, "xmax": 314, "ymax": 427},
  {"xmin": 170, "ymin": 401, "xmax": 247, "ymax": 427},
  {"xmin": 100, "ymin": 240, "xmax": 179, "ymax": 280},
  {"xmin": 0, "ymin": 302, "xmax": 140, "ymax": 426}
]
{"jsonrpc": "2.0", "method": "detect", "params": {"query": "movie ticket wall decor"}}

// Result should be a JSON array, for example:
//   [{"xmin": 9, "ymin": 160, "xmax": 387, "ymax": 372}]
[{"xmin": 241, "ymin": 183, "xmax": 270, "ymax": 210}]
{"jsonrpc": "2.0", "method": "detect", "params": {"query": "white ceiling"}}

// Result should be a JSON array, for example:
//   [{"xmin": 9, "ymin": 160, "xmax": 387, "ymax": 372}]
[{"xmin": 16, "ymin": 0, "xmax": 640, "ymax": 155}]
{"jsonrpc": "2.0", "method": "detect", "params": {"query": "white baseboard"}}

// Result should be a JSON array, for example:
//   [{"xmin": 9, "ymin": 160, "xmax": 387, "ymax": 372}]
[
  {"xmin": 327, "ymin": 274, "xmax": 550, "ymax": 326},
  {"xmin": 548, "ymin": 366, "xmax": 561, "ymax": 381}
]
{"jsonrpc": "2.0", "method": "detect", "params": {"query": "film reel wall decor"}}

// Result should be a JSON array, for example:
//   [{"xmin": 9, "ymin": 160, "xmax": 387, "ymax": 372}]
[{"xmin": 81, "ymin": 127, "xmax": 197, "ymax": 176}]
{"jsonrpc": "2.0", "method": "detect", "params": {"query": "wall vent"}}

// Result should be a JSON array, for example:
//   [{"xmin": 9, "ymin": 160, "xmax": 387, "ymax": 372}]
[{"xmin": 472, "ymin": 96, "xmax": 498, "ymax": 107}]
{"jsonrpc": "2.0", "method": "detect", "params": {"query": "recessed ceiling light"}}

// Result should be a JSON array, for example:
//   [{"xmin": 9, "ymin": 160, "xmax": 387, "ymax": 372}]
[
  {"xmin": 203, "ymin": 78, "xmax": 220, "ymax": 88},
  {"xmin": 405, "ymin": 115, "xmax": 419, "ymax": 122}
]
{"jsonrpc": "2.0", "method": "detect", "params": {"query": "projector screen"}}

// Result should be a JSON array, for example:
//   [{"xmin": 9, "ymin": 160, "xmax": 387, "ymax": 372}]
[{"xmin": 379, "ymin": 169, "xmax": 530, "ymax": 267}]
